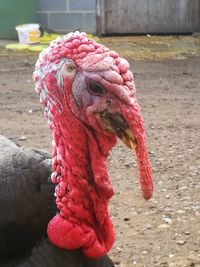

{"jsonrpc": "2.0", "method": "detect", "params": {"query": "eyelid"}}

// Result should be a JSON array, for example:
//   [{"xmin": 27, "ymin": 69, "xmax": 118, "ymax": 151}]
[{"xmin": 87, "ymin": 80, "xmax": 105, "ymax": 96}]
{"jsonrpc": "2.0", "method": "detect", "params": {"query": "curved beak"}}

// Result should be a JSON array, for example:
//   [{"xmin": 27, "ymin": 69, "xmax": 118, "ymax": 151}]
[
  {"xmin": 100, "ymin": 107, "xmax": 153, "ymax": 200},
  {"xmin": 100, "ymin": 110, "xmax": 137, "ymax": 149}
]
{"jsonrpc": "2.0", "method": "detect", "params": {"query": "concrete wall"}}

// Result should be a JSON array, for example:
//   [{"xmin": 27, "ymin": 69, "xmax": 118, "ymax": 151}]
[{"xmin": 36, "ymin": 0, "xmax": 96, "ymax": 34}]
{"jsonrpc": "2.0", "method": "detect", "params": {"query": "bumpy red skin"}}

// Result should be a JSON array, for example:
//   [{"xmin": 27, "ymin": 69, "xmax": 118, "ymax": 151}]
[{"xmin": 33, "ymin": 32, "xmax": 153, "ymax": 258}]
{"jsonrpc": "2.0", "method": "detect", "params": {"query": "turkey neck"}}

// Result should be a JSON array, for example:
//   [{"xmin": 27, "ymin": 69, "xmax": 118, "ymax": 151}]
[{"xmin": 47, "ymin": 107, "xmax": 115, "ymax": 258}]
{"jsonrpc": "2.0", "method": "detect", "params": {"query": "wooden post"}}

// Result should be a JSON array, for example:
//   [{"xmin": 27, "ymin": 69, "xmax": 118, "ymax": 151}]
[{"xmin": 96, "ymin": 0, "xmax": 106, "ymax": 36}]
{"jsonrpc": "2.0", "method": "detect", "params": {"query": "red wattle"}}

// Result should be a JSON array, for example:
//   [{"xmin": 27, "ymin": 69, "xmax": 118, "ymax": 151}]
[
  {"xmin": 47, "ymin": 212, "xmax": 115, "ymax": 258},
  {"xmin": 45, "ymin": 100, "xmax": 116, "ymax": 258}
]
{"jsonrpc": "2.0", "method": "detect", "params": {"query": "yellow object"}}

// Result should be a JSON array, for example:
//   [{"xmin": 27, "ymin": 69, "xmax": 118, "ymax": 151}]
[
  {"xmin": 39, "ymin": 32, "xmax": 61, "ymax": 43},
  {"xmin": 87, "ymin": 33, "xmax": 100, "ymax": 42},
  {"xmin": 5, "ymin": 43, "xmax": 29, "ymax": 50},
  {"xmin": 29, "ymin": 30, "xmax": 41, "ymax": 42},
  {"xmin": 28, "ymin": 45, "xmax": 48, "ymax": 52},
  {"xmin": 5, "ymin": 43, "xmax": 47, "ymax": 52}
]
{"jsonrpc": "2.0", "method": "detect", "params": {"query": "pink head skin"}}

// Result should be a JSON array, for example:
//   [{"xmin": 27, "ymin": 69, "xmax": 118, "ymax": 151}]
[{"xmin": 33, "ymin": 32, "xmax": 153, "ymax": 258}]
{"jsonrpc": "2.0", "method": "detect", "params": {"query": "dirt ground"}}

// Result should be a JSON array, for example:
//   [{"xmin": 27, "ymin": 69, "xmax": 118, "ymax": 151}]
[{"xmin": 0, "ymin": 36, "xmax": 200, "ymax": 267}]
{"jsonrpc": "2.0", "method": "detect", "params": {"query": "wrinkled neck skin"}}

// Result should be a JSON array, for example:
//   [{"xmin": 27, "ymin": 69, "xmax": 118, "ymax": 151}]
[{"xmin": 47, "ymin": 77, "xmax": 117, "ymax": 258}]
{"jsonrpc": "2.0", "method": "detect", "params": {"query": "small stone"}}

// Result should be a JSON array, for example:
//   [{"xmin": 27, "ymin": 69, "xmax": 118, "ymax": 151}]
[
  {"xmin": 176, "ymin": 210, "xmax": 186, "ymax": 214},
  {"xmin": 149, "ymin": 204, "xmax": 156, "ymax": 210},
  {"xmin": 179, "ymin": 186, "xmax": 188, "ymax": 191},
  {"xmin": 125, "ymin": 163, "xmax": 131, "ymax": 167},
  {"xmin": 161, "ymin": 188, "xmax": 167, "ymax": 192},
  {"xmin": 162, "ymin": 215, "xmax": 173, "ymax": 224},
  {"xmin": 158, "ymin": 224, "xmax": 170, "ymax": 229},
  {"xmin": 142, "ymin": 250, "xmax": 148, "ymax": 254},
  {"xmin": 176, "ymin": 240, "xmax": 186, "ymax": 245},
  {"xmin": 124, "ymin": 217, "xmax": 130, "ymax": 222},
  {"xmin": 116, "ymin": 247, "xmax": 122, "ymax": 252},
  {"xmin": 184, "ymin": 231, "xmax": 190, "ymax": 235},
  {"xmin": 18, "ymin": 135, "xmax": 27, "ymax": 141},
  {"xmin": 144, "ymin": 224, "xmax": 152, "ymax": 229}
]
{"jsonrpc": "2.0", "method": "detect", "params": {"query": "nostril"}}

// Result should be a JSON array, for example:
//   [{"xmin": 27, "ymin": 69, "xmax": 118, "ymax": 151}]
[{"xmin": 105, "ymin": 99, "xmax": 111, "ymax": 106}]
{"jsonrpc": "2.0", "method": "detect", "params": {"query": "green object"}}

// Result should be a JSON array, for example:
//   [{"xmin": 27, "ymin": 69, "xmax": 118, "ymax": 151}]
[{"xmin": 0, "ymin": 0, "xmax": 36, "ymax": 39}]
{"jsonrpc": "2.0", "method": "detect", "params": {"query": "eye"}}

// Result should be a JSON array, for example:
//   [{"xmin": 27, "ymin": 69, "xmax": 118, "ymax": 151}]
[{"xmin": 87, "ymin": 80, "xmax": 105, "ymax": 96}]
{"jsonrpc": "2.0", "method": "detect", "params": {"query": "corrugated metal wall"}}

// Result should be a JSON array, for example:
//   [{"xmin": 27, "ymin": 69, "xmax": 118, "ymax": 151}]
[{"xmin": 97, "ymin": 0, "xmax": 200, "ymax": 35}]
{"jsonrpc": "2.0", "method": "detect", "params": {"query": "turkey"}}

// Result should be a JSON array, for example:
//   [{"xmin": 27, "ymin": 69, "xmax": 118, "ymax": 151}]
[
  {"xmin": 0, "ymin": 136, "xmax": 113, "ymax": 266},
  {"xmin": 0, "ymin": 32, "xmax": 153, "ymax": 266}
]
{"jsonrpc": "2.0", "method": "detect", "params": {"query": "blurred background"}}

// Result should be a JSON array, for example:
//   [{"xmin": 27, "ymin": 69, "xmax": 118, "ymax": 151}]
[{"xmin": 0, "ymin": 0, "xmax": 200, "ymax": 39}]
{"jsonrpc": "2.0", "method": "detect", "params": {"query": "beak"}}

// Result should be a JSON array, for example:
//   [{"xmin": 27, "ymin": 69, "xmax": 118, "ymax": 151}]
[
  {"xmin": 100, "ymin": 110, "xmax": 137, "ymax": 150},
  {"xmin": 100, "ymin": 107, "xmax": 153, "ymax": 200}
]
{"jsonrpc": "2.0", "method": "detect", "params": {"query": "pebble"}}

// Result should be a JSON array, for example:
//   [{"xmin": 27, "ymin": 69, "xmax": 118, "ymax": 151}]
[
  {"xmin": 18, "ymin": 135, "xmax": 27, "ymax": 141},
  {"xmin": 124, "ymin": 217, "xmax": 130, "ymax": 222},
  {"xmin": 142, "ymin": 250, "xmax": 148, "ymax": 254},
  {"xmin": 161, "ymin": 188, "xmax": 168, "ymax": 192},
  {"xmin": 162, "ymin": 215, "xmax": 173, "ymax": 224},
  {"xmin": 179, "ymin": 186, "xmax": 188, "ymax": 191},
  {"xmin": 158, "ymin": 224, "xmax": 170, "ymax": 229},
  {"xmin": 176, "ymin": 210, "xmax": 186, "ymax": 214},
  {"xmin": 176, "ymin": 240, "xmax": 186, "ymax": 245},
  {"xmin": 116, "ymin": 247, "xmax": 122, "ymax": 252},
  {"xmin": 149, "ymin": 204, "xmax": 157, "ymax": 209},
  {"xmin": 145, "ymin": 224, "xmax": 152, "ymax": 229},
  {"xmin": 164, "ymin": 207, "xmax": 175, "ymax": 212},
  {"xmin": 184, "ymin": 231, "xmax": 190, "ymax": 235}
]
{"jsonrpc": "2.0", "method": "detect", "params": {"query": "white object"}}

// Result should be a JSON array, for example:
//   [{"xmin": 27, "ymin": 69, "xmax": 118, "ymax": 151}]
[{"xmin": 16, "ymin": 24, "xmax": 41, "ymax": 44}]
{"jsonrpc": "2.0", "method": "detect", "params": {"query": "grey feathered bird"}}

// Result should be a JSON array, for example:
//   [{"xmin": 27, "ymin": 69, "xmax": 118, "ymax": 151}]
[{"xmin": 0, "ymin": 135, "xmax": 114, "ymax": 267}]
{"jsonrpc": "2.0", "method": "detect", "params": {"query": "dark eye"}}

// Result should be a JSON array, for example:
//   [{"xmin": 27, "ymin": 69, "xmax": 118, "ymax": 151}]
[{"xmin": 88, "ymin": 80, "xmax": 105, "ymax": 96}]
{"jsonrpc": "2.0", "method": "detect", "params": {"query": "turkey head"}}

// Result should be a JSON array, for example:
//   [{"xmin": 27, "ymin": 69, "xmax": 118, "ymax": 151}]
[{"xmin": 33, "ymin": 32, "xmax": 153, "ymax": 258}]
